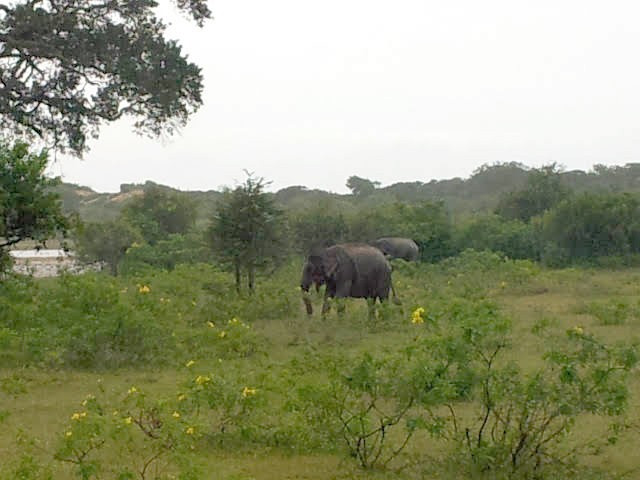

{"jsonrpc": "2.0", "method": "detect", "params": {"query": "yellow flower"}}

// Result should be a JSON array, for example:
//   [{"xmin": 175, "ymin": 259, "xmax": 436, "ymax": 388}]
[
  {"xmin": 242, "ymin": 387, "xmax": 257, "ymax": 398},
  {"xmin": 207, "ymin": 321, "xmax": 215, "ymax": 328},
  {"xmin": 71, "ymin": 411, "xmax": 87, "ymax": 421},
  {"xmin": 65, "ymin": 431, "xmax": 73, "ymax": 437},
  {"xmin": 178, "ymin": 394, "xmax": 186, "ymax": 402},
  {"xmin": 572, "ymin": 325, "xmax": 584, "ymax": 335},
  {"xmin": 219, "ymin": 331, "xmax": 227, "ymax": 338},
  {"xmin": 81, "ymin": 394, "xmax": 95, "ymax": 406},
  {"xmin": 411, "ymin": 307, "xmax": 425, "ymax": 325},
  {"xmin": 185, "ymin": 426, "xmax": 195, "ymax": 435},
  {"xmin": 138, "ymin": 285, "xmax": 151, "ymax": 294},
  {"xmin": 124, "ymin": 416, "xmax": 133, "ymax": 425},
  {"xmin": 172, "ymin": 411, "xmax": 181, "ymax": 418},
  {"xmin": 185, "ymin": 360, "xmax": 195, "ymax": 368},
  {"xmin": 229, "ymin": 317, "xmax": 239, "ymax": 325},
  {"xmin": 195, "ymin": 375, "xmax": 211, "ymax": 385},
  {"xmin": 500, "ymin": 281, "xmax": 507, "ymax": 289},
  {"xmin": 127, "ymin": 386, "xmax": 138, "ymax": 394}
]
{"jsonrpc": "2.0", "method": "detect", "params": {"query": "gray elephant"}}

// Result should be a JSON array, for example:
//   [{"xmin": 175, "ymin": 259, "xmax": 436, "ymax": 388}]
[
  {"xmin": 371, "ymin": 237, "xmax": 420, "ymax": 261},
  {"xmin": 300, "ymin": 243, "xmax": 394, "ymax": 316}
]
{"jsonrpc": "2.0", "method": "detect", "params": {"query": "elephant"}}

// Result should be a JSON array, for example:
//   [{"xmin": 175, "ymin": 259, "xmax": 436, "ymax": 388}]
[
  {"xmin": 371, "ymin": 237, "xmax": 420, "ymax": 262},
  {"xmin": 300, "ymin": 243, "xmax": 395, "ymax": 316}
]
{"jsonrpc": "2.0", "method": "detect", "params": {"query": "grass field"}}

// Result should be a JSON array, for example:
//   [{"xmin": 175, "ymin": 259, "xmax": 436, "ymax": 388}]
[{"xmin": 1, "ymin": 252, "xmax": 640, "ymax": 479}]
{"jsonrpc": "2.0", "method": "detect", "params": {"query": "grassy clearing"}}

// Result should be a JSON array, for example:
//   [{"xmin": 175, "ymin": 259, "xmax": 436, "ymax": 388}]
[{"xmin": 1, "ymin": 253, "xmax": 640, "ymax": 479}]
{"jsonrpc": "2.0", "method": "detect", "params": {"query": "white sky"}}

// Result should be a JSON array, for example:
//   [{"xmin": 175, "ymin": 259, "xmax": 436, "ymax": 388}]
[{"xmin": 50, "ymin": 0, "xmax": 640, "ymax": 194}]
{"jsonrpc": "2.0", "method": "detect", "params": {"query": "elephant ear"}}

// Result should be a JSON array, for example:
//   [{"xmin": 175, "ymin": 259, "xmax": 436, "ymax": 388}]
[
  {"xmin": 323, "ymin": 246, "xmax": 356, "ymax": 280},
  {"xmin": 322, "ymin": 250, "xmax": 339, "ymax": 279}
]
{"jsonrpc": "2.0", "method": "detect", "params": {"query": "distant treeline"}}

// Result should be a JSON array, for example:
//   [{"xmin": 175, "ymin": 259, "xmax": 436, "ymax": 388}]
[{"xmin": 71, "ymin": 163, "xmax": 640, "ymax": 277}]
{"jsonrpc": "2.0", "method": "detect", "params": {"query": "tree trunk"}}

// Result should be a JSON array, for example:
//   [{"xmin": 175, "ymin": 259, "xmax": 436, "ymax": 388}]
[
  {"xmin": 234, "ymin": 259, "xmax": 241, "ymax": 294},
  {"xmin": 248, "ymin": 264, "xmax": 255, "ymax": 293}
]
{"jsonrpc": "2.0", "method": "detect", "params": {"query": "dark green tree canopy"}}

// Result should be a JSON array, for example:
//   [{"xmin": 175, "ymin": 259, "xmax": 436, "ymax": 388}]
[
  {"xmin": 495, "ymin": 164, "xmax": 571, "ymax": 222},
  {"xmin": 0, "ymin": 140, "xmax": 68, "ymax": 252},
  {"xmin": 209, "ymin": 174, "xmax": 286, "ymax": 292},
  {"xmin": 0, "ymin": 0, "xmax": 211, "ymax": 154},
  {"xmin": 346, "ymin": 175, "xmax": 381, "ymax": 197},
  {"xmin": 122, "ymin": 185, "xmax": 198, "ymax": 245}
]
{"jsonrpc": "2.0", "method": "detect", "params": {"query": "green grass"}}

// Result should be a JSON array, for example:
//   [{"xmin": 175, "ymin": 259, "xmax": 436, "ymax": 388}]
[{"xmin": 1, "ymin": 255, "xmax": 640, "ymax": 479}]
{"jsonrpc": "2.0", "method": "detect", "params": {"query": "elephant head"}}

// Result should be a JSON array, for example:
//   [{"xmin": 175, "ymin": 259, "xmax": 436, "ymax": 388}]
[{"xmin": 300, "ymin": 249, "xmax": 345, "ymax": 314}]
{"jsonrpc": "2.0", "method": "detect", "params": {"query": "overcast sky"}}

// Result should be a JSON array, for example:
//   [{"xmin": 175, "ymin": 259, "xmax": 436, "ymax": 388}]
[{"xmin": 50, "ymin": 0, "xmax": 640, "ymax": 194}]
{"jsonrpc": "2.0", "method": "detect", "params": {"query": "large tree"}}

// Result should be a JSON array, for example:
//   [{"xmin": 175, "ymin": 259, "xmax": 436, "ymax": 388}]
[{"xmin": 0, "ymin": 0, "xmax": 211, "ymax": 154}]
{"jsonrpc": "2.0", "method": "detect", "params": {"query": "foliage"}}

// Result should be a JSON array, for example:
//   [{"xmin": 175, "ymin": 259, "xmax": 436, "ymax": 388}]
[
  {"xmin": 455, "ymin": 214, "xmax": 540, "ymax": 260},
  {"xmin": 74, "ymin": 219, "xmax": 142, "ymax": 274},
  {"xmin": 407, "ymin": 300, "xmax": 638, "ymax": 479},
  {"xmin": 0, "ymin": 272, "xmax": 173, "ymax": 368},
  {"xmin": 0, "ymin": 0, "xmax": 210, "ymax": 154},
  {"xmin": 119, "ymin": 232, "xmax": 211, "ymax": 275},
  {"xmin": 496, "ymin": 164, "xmax": 571, "ymax": 223},
  {"xmin": 346, "ymin": 175, "xmax": 381, "ymax": 197},
  {"xmin": 122, "ymin": 186, "xmax": 198, "ymax": 245},
  {"xmin": 0, "ymin": 141, "xmax": 69, "ymax": 264},
  {"xmin": 52, "ymin": 385, "xmax": 203, "ymax": 479},
  {"xmin": 541, "ymin": 192, "xmax": 640, "ymax": 264},
  {"xmin": 208, "ymin": 173, "xmax": 287, "ymax": 293},
  {"xmin": 290, "ymin": 202, "xmax": 348, "ymax": 253},
  {"xmin": 292, "ymin": 352, "xmax": 418, "ymax": 469}
]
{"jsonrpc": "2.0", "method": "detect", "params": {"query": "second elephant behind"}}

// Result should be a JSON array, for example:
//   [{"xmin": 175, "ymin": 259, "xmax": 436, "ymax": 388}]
[{"xmin": 371, "ymin": 237, "xmax": 420, "ymax": 261}]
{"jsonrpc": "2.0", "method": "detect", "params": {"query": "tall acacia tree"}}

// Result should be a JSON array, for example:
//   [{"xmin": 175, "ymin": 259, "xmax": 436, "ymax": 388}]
[
  {"xmin": 0, "ymin": 0, "xmax": 211, "ymax": 154},
  {"xmin": 209, "ymin": 174, "xmax": 287, "ymax": 293}
]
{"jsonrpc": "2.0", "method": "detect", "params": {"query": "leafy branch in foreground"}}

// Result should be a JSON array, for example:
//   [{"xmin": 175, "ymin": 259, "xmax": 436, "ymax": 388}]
[{"xmin": 0, "ymin": 0, "xmax": 211, "ymax": 154}]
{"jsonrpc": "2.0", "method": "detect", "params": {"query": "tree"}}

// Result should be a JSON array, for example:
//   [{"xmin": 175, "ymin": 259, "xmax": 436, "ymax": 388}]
[
  {"xmin": 541, "ymin": 192, "xmax": 640, "ymax": 263},
  {"xmin": 495, "ymin": 164, "xmax": 571, "ymax": 222},
  {"xmin": 122, "ymin": 185, "xmax": 198, "ymax": 245},
  {"xmin": 0, "ymin": 140, "xmax": 69, "ymax": 270},
  {"xmin": 209, "ymin": 174, "xmax": 286, "ymax": 293},
  {"xmin": 346, "ymin": 176, "xmax": 380, "ymax": 197},
  {"xmin": 75, "ymin": 219, "xmax": 141, "ymax": 275},
  {"xmin": 290, "ymin": 201, "xmax": 348, "ymax": 253},
  {"xmin": 0, "ymin": 0, "xmax": 211, "ymax": 154}
]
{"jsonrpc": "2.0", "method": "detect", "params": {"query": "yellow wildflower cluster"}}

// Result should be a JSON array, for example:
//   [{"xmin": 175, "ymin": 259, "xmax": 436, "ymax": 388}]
[
  {"xmin": 138, "ymin": 285, "xmax": 151, "ymax": 294},
  {"xmin": 228, "ymin": 317, "xmax": 250, "ymax": 329},
  {"xmin": 207, "ymin": 321, "xmax": 215, "ymax": 328},
  {"xmin": 178, "ymin": 394, "xmax": 186, "ymax": 402},
  {"xmin": 195, "ymin": 375, "xmax": 211, "ymax": 385},
  {"xmin": 242, "ymin": 387, "xmax": 257, "ymax": 398},
  {"xmin": 124, "ymin": 416, "xmax": 133, "ymax": 425},
  {"xmin": 185, "ymin": 426, "xmax": 195, "ymax": 435},
  {"xmin": 81, "ymin": 394, "xmax": 95, "ymax": 406},
  {"xmin": 71, "ymin": 411, "xmax": 88, "ymax": 421},
  {"xmin": 411, "ymin": 307, "xmax": 425, "ymax": 325},
  {"xmin": 185, "ymin": 360, "xmax": 196, "ymax": 368},
  {"xmin": 65, "ymin": 431, "xmax": 73, "ymax": 438},
  {"xmin": 127, "ymin": 386, "xmax": 138, "ymax": 395},
  {"xmin": 572, "ymin": 325, "xmax": 584, "ymax": 335},
  {"xmin": 172, "ymin": 411, "xmax": 181, "ymax": 418},
  {"xmin": 218, "ymin": 331, "xmax": 227, "ymax": 338}
]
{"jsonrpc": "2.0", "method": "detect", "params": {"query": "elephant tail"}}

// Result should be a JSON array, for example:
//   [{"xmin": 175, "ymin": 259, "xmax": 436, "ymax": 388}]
[{"xmin": 390, "ymin": 278, "xmax": 402, "ymax": 305}]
